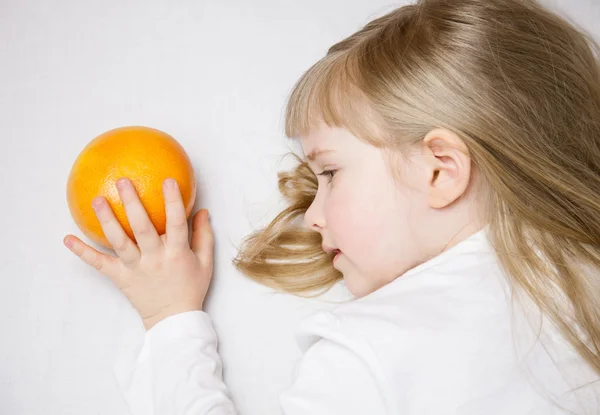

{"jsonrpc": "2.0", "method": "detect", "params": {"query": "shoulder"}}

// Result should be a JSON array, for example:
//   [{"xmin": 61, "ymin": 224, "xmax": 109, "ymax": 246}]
[
  {"xmin": 296, "ymin": 267, "xmax": 514, "ymax": 374},
  {"xmin": 293, "ymin": 263, "xmax": 600, "ymax": 413},
  {"xmin": 292, "ymin": 260, "xmax": 538, "ymax": 412},
  {"xmin": 320, "ymin": 254, "xmax": 515, "ymax": 356},
  {"xmin": 282, "ymin": 309, "xmax": 398, "ymax": 413}
]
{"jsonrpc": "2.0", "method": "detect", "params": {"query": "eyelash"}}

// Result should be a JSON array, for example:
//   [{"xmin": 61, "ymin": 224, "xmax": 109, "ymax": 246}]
[{"xmin": 317, "ymin": 169, "xmax": 337, "ymax": 182}]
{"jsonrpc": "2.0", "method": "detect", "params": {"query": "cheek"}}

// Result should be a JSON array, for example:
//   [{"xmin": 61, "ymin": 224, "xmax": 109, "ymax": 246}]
[
  {"xmin": 325, "ymin": 181, "xmax": 398, "ymax": 257},
  {"xmin": 325, "ymin": 177, "xmax": 421, "ymax": 288}
]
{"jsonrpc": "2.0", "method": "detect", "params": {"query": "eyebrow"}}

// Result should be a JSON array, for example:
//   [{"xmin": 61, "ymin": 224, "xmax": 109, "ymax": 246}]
[{"xmin": 306, "ymin": 149, "xmax": 335, "ymax": 161}]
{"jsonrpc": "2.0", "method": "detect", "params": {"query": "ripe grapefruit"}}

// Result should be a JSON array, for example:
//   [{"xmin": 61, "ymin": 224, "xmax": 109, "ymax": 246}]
[{"xmin": 66, "ymin": 126, "xmax": 197, "ymax": 249}]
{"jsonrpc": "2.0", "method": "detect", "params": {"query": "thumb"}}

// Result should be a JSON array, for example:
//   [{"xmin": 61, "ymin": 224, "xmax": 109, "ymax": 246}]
[{"xmin": 191, "ymin": 209, "xmax": 213, "ymax": 266}]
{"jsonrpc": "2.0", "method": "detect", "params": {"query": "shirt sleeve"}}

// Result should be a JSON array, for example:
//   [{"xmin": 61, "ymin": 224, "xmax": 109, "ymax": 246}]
[
  {"xmin": 113, "ymin": 310, "xmax": 237, "ymax": 415},
  {"xmin": 112, "ymin": 311, "xmax": 389, "ymax": 415}
]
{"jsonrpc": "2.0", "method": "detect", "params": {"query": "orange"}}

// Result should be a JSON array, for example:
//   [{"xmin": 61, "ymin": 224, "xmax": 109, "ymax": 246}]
[{"xmin": 66, "ymin": 126, "xmax": 197, "ymax": 249}]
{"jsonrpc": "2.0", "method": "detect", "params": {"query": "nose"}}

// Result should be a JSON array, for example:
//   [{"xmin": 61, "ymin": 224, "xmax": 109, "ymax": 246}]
[{"xmin": 303, "ymin": 191, "xmax": 326, "ymax": 231}]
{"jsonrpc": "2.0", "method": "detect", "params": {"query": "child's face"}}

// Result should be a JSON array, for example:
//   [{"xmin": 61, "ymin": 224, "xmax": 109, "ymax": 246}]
[{"xmin": 301, "ymin": 122, "xmax": 432, "ymax": 297}]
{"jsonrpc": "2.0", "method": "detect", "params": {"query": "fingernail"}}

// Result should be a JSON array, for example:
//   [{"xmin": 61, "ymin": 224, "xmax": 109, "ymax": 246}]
[
  {"xmin": 116, "ymin": 178, "xmax": 128, "ymax": 189},
  {"xmin": 63, "ymin": 237, "xmax": 72, "ymax": 248},
  {"xmin": 92, "ymin": 197, "xmax": 104, "ymax": 210},
  {"xmin": 164, "ymin": 178, "xmax": 177, "ymax": 190}
]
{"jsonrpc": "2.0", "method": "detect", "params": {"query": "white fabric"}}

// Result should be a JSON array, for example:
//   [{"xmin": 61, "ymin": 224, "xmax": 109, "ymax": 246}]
[{"xmin": 112, "ymin": 229, "xmax": 600, "ymax": 414}]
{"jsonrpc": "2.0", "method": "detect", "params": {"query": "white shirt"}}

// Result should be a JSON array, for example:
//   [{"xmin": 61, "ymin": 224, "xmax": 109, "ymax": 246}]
[{"xmin": 112, "ymin": 229, "xmax": 600, "ymax": 414}]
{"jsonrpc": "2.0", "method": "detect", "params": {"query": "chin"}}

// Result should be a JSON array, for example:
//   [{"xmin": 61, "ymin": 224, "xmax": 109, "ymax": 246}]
[
  {"xmin": 345, "ymin": 275, "xmax": 393, "ymax": 298},
  {"xmin": 344, "ymin": 278, "xmax": 376, "ymax": 298}
]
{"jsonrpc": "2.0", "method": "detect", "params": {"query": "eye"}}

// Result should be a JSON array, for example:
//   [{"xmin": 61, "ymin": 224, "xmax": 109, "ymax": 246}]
[{"xmin": 317, "ymin": 169, "xmax": 337, "ymax": 182}]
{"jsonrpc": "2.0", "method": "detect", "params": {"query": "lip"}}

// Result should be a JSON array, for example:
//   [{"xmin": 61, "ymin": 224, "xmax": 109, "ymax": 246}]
[
  {"xmin": 322, "ymin": 245, "xmax": 342, "ymax": 264},
  {"xmin": 333, "ymin": 251, "xmax": 342, "ymax": 263},
  {"xmin": 322, "ymin": 245, "xmax": 338, "ymax": 255}
]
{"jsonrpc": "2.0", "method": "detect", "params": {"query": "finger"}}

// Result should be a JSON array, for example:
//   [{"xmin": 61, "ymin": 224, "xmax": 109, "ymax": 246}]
[
  {"xmin": 116, "ymin": 178, "xmax": 163, "ymax": 255},
  {"xmin": 63, "ymin": 234, "xmax": 122, "ymax": 281},
  {"xmin": 91, "ymin": 196, "xmax": 141, "ymax": 267},
  {"xmin": 163, "ymin": 178, "xmax": 189, "ymax": 252},
  {"xmin": 191, "ymin": 209, "xmax": 213, "ymax": 267}
]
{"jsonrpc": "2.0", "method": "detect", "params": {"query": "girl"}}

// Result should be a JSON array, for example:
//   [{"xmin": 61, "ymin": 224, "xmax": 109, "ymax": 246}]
[{"xmin": 63, "ymin": 0, "xmax": 600, "ymax": 413}]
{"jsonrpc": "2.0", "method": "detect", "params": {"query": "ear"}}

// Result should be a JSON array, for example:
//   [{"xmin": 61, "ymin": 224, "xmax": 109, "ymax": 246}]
[{"xmin": 421, "ymin": 128, "xmax": 471, "ymax": 209}]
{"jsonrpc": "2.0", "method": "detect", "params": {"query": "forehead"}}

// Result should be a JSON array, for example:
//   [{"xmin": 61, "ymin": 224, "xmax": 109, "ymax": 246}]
[{"xmin": 300, "ymin": 122, "xmax": 347, "ymax": 156}]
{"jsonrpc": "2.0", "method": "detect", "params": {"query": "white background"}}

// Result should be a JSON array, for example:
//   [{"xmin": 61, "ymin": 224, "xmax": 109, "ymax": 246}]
[{"xmin": 1, "ymin": 0, "xmax": 598, "ymax": 414}]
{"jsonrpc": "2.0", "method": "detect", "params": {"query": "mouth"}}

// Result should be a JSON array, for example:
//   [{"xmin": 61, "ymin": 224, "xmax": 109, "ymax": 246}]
[
  {"xmin": 332, "ymin": 249, "xmax": 342, "ymax": 262},
  {"xmin": 322, "ymin": 244, "xmax": 340, "ymax": 255}
]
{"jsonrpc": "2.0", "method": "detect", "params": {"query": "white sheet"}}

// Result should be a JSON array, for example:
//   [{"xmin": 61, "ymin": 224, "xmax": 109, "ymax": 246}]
[{"xmin": 1, "ymin": 0, "xmax": 598, "ymax": 414}]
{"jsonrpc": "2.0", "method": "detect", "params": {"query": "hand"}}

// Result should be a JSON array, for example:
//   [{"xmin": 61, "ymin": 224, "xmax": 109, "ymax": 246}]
[{"xmin": 63, "ymin": 177, "xmax": 213, "ymax": 331}]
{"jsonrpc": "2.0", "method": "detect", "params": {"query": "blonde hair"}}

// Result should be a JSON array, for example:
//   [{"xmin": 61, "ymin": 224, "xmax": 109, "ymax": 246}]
[{"xmin": 232, "ymin": 0, "xmax": 600, "ymax": 374}]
